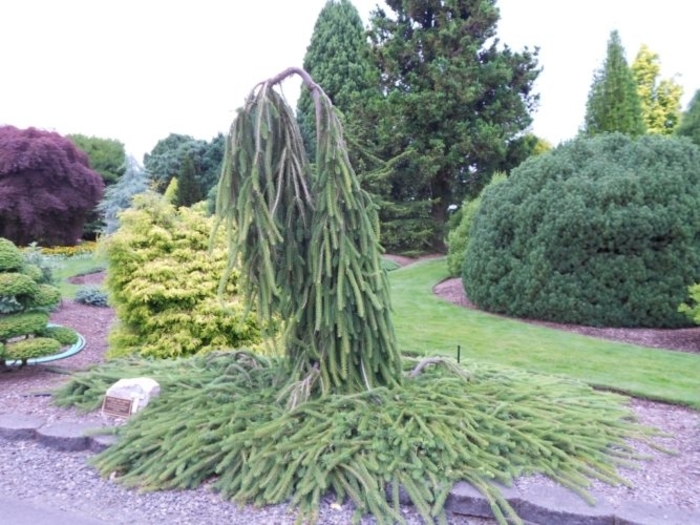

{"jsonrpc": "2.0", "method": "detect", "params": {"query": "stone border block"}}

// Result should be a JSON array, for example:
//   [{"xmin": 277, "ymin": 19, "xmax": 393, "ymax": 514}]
[
  {"xmin": 0, "ymin": 414, "xmax": 46, "ymax": 440},
  {"xmin": 36, "ymin": 421, "xmax": 100, "ymax": 452},
  {"xmin": 90, "ymin": 434, "xmax": 119, "ymax": 453},
  {"xmin": 446, "ymin": 481, "xmax": 523, "ymax": 518},
  {"xmin": 516, "ymin": 485, "xmax": 615, "ymax": 525},
  {"xmin": 615, "ymin": 500, "xmax": 700, "ymax": 525}
]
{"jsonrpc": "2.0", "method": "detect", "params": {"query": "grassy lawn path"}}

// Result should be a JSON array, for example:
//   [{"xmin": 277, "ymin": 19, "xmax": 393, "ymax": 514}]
[{"xmin": 390, "ymin": 258, "xmax": 700, "ymax": 408}]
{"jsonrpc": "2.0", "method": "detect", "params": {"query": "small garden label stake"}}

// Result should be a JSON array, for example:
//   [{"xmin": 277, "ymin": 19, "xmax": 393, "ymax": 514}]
[{"xmin": 101, "ymin": 395, "xmax": 133, "ymax": 419}]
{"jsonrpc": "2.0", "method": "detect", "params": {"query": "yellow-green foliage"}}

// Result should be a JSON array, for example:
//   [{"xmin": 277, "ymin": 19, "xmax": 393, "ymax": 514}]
[
  {"xmin": 24, "ymin": 284, "xmax": 61, "ymax": 308},
  {"xmin": 679, "ymin": 283, "xmax": 700, "ymax": 325},
  {"xmin": 4, "ymin": 337, "xmax": 62, "ymax": 360},
  {"xmin": 0, "ymin": 239, "xmax": 23, "ymax": 271},
  {"xmin": 40, "ymin": 325, "xmax": 79, "ymax": 345},
  {"xmin": 38, "ymin": 241, "xmax": 97, "ymax": 257},
  {"xmin": 21, "ymin": 264, "xmax": 44, "ymax": 282},
  {"xmin": 0, "ymin": 273, "xmax": 39, "ymax": 297},
  {"xmin": 163, "ymin": 177, "xmax": 178, "ymax": 204},
  {"xmin": 103, "ymin": 193, "xmax": 263, "ymax": 359},
  {"xmin": 0, "ymin": 312, "xmax": 50, "ymax": 340}
]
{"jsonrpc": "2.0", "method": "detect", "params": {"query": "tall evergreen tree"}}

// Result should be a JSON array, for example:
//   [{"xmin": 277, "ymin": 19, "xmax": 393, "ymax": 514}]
[
  {"xmin": 583, "ymin": 30, "xmax": 645, "ymax": 137},
  {"xmin": 175, "ymin": 154, "xmax": 203, "ymax": 207},
  {"xmin": 143, "ymin": 133, "xmax": 224, "ymax": 196},
  {"xmin": 676, "ymin": 89, "xmax": 700, "ymax": 147},
  {"xmin": 68, "ymin": 134, "xmax": 126, "ymax": 185},
  {"xmin": 367, "ymin": 0, "xmax": 540, "ymax": 252},
  {"xmin": 296, "ymin": 0, "xmax": 376, "ymax": 160},
  {"xmin": 631, "ymin": 44, "xmax": 683, "ymax": 135}
]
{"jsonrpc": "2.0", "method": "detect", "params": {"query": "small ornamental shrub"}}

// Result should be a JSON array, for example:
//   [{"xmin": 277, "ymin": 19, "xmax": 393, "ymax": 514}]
[
  {"xmin": 0, "ymin": 237, "xmax": 78, "ymax": 367},
  {"xmin": 463, "ymin": 133, "xmax": 700, "ymax": 328},
  {"xmin": 0, "ymin": 312, "xmax": 49, "ymax": 340},
  {"xmin": 0, "ymin": 238, "xmax": 23, "ymax": 271},
  {"xmin": 40, "ymin": 325, "xmax": 79, "ymax": 345},
  {"xmin": 103, "ymin": 193, "xmax": 263, "ymax": 359},
  {"xmin": 22, "ymin": 242, "xmax": 59, "ymax": 285},
  {"xmin": 446, "ymin": 172, "xmax": 507, "ymax": 276},
  {"xmin": 75, "ymin": 286, "xmax": 109, "ymax": 307},
  {"xmin": 4, "ymin": 337, "xmax": 62, "ymax": 360}
]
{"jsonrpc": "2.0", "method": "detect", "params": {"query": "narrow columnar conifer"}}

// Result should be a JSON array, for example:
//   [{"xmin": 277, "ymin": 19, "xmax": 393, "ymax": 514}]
[{"xmin": 215, "ymin": 67, "xmax": 402, "ymax": 396}]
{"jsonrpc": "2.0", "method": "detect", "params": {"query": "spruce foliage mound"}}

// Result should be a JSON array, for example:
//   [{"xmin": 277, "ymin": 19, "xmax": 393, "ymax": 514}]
[
  {"xmin": 55, "ymin": 353, "xmax": 660, "ymax": 525},
  {"xmin": 102, "ymin": 193, "xmax": 263, "ymax": 359},
  {"xmin": 463, "ymin": 133, "xmax": 700, "ymax": 328}
]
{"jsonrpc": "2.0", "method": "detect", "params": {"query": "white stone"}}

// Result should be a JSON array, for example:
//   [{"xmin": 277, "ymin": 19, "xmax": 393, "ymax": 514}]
[{"xmin": 105, "ymin": 377, "xmax": 161, "ymax": 414}]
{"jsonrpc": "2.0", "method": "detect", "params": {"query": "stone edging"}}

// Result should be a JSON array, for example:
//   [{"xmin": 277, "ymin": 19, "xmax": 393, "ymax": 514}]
[
  {"xmin": 0, "ymin": 413, "xmax": 117, "ymax": 453},
  {"xmin": 1, "ymin": 413, "xmax": 697, "ymax": 525}
]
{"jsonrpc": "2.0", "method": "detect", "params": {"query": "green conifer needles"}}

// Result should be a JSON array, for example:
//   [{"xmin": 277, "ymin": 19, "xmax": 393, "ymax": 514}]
[
  {"xmin": 55, "ymin": 355, "xmax": 661, "ymax": 525},
  {"xmin": 214, "ymin": 68, "xmax": 402, "ymax": 396}
]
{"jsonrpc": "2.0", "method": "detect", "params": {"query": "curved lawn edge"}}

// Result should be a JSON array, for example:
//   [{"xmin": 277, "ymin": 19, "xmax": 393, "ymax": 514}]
[
  {"xmin": 389, "ymin": 257, "xmax": 700, "ymax": 409},
  {"xmin": 3, "ymin": 324, "xmax": 86, "ymax": 367}
]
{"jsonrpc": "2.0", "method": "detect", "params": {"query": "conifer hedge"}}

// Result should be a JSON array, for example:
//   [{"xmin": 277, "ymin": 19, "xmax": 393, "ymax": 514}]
[{"xmin": 463, "ymin": 133, "xmax": 700, "ymax": 328}]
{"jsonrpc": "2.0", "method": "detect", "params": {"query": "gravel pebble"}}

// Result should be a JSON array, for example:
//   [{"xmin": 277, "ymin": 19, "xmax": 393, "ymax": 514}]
[{"xmin": 0, "ymin": 437, "xmax": 484, "ymax": 524}]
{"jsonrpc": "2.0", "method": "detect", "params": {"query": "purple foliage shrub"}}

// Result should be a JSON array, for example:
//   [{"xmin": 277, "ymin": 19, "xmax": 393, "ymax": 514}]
[{"xmin": 0, "ymin": 126, "xmax": 104, "ymax": 246}]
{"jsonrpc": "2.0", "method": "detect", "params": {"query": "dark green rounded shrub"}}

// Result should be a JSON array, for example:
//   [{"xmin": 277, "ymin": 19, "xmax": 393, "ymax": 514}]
[{"xmin": 463, "ymin": 133, "xmax": 700, "ymax": 328}]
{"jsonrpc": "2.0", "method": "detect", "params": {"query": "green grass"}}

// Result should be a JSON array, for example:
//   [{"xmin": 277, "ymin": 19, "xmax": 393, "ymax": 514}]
[
  {"xmin": 390, "ymin": 258, "xmax": 700, "ymax": 409},
  {"xmin": 52, "ymin": 254, "xmax": 106, "ymax": 298}
]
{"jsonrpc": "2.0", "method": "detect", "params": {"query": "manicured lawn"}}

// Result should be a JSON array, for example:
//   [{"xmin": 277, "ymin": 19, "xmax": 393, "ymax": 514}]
[
  {"xmin": 390, "ymin": 258, "xmax": 700, "ymax": 409},
  {"xmin": 52, "ymin": 254, "xmax": 106, "ymax": 298}
]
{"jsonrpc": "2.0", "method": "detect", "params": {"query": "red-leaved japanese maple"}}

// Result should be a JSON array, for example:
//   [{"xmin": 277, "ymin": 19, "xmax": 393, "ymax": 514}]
[{"xmin": 0, "ymin": 126, "xmax": 104, "ymax": 246}]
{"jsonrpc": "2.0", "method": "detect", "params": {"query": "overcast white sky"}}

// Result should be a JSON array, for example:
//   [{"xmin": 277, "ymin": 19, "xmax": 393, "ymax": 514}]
[{"xmin": 1, "ymin": 1, "xmax": 697, "ymax": 161}]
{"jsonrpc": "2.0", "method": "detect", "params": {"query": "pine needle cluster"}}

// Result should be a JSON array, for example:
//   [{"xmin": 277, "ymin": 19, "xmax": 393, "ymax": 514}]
[{"xmin": 55, "ymin": 354, "xmax": 663, "ymax": 525}]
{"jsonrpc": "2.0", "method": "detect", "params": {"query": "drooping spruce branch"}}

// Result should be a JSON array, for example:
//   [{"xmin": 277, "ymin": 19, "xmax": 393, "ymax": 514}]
[{"xmin": 214, "ymin": 68, "xmax": 402, "ymax": 396}]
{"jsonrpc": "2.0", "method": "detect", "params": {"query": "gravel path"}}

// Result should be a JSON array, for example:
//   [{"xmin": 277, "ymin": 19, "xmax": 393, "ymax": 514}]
[{"xmin": 1, "ymin": 437, "xmax": 474, "ymax": 525}]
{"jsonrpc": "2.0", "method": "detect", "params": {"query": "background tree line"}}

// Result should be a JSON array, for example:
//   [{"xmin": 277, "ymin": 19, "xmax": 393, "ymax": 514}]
[{"xmin": 3, "ymin": 0, "xmax": 700, "ymax": 252}]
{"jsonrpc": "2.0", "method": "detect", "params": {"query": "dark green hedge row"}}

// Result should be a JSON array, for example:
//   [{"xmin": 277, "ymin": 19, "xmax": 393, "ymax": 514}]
[{"xmin": 463, "ymin": 133, "xmax": 700, "ymax": 328}]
